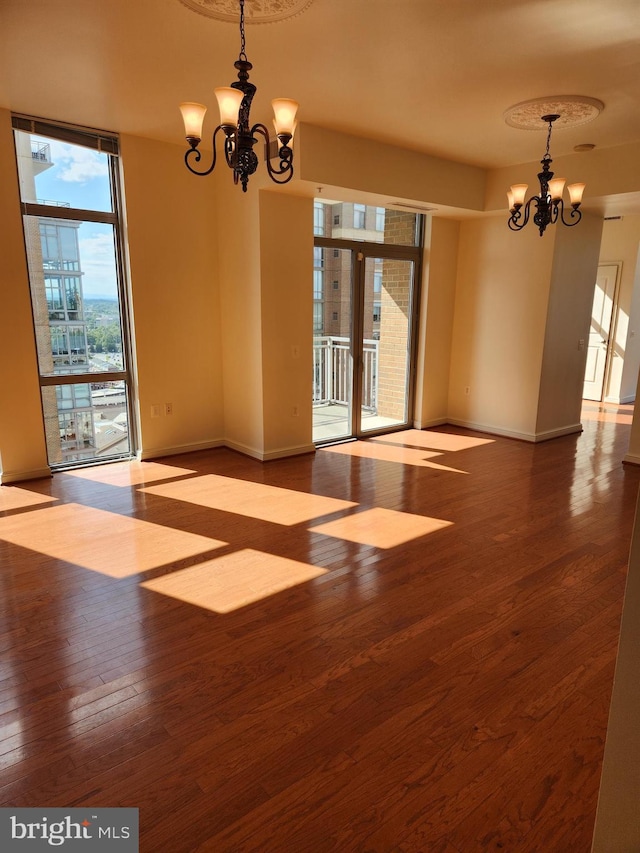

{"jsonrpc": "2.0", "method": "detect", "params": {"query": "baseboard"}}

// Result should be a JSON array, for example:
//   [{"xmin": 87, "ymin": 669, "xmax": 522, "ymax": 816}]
[
  {"xmin": 533, "ymin": 423, "xmax": 583, "ymax": 442},
  {"xmin": 0, "ymin": 466, "xmax": 52, "ymax": 485},
  {"xmin": 139, "ymin": 438, "xmax": 224, "ymax": 461},
  {"xmin": 620, "ymin": 395, "xmax": 636, "ymax": 405},
  {"xmin": 623, "ymin": 453, "xmax": 640, "ymax": 466},
  {"xmin": 262, "ymin": 443, "xmax": 316, "ymax": 461},
  {"xmin": 224, "ymin": 439, "xmax": 316, "ymax": 462},
  {"xmin": 412, "ymin": 417, "xmax": 448, "ymax": 430},
  {"xmin": 446, "ymin": 418, "xmax": 582, "ymax": 443}
]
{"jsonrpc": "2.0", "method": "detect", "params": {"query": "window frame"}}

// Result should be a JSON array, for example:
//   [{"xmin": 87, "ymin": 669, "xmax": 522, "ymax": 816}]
[{"xmin": 12, "ymin": 113, "xmax": 137, "ymax": 469}]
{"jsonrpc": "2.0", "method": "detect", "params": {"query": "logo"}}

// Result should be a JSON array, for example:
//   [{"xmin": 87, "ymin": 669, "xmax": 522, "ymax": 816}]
[{"xmin": 0, "ymin": 809, "xmax": 138, "ymax": 851}]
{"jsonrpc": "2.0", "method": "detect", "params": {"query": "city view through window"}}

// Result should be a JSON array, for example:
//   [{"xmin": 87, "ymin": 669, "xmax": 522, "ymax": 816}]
[{"xmin": 14, "ymin": 124, "xmax": 133, "ymax": 467}]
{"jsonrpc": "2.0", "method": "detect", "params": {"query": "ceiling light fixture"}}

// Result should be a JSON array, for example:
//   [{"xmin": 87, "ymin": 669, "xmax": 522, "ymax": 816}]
[
  {"xmin": 507, "ymin": 114, "xmax": 585, "ymax": 237},
  {"xmin": 179, "ymin": 0, "xmax": 298, "ymax": 191}
]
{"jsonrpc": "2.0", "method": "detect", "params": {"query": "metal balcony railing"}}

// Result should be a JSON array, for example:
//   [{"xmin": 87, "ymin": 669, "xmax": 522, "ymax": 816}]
[
  {"xmin": 313, "ymin": 336, "xmax": 378, "ymax": 411},
  {"xmin": 31, "ymin": 141, "xmax": 51, "ymax": 163},
  {"xmin": 37, "ymin": 198, "xmax": 71, "ymax": 208}
]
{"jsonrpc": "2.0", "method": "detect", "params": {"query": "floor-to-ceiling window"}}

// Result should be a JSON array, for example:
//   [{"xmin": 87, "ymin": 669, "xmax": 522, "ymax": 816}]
[
  {"xmin": 13, "ymin": 116, "xmax": 136, "ymax": 469},
  {"xmin": 312, "ymin": 201, "xmax": 423, "ymax": 444}
]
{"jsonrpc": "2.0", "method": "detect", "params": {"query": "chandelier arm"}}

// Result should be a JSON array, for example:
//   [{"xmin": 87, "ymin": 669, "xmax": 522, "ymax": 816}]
[
  {"xmin": 559, "ymin": 201, "xmax": 583, "ymax": 227},
  {"xmin": 251, "ymin": 123, "xmax": 295, "ymax": 184},
  {"xmin": 184, "ymin": 125, "xmax": 227, "ymax": 177},
  {"xmin": 508, "ymin": 197, "xmax": 534, "ymax": 231}
]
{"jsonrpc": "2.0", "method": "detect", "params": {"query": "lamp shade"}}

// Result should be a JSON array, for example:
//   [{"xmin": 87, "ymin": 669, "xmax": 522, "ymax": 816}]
[
  {"xmin": 179, "ymin": 102, "xmax": 207, "ymax": 140},
  {"xmin": 510, "ymin": 184, "xmax": 528, "ymax": 207},
  {"xmin": 215, "ymin": 87, "xmax": 244, "ymax": 127},
  {"xmin": 567, "ymin": 182, "xmax": 586, "ymax": 206},
  {"xmin": 272, "ymin": 98, "xmax": 299, "ymax": 138},
  {"xmin": 548, "ymin": 177, "xmax": 566, "ymax": 201},
  {"xmin": 507, "ymin": 190, "xmax": 515, "ymax": 211}
]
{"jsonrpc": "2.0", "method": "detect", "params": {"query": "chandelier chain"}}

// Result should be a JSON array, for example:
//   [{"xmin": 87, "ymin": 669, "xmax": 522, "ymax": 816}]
[
  {"xmin": 544, "ymin": 119, "xmax": 553, "ymax": 160},
  {"xmin": 239, "ymin": 0, "xmax": 248, "ymax": 60}
]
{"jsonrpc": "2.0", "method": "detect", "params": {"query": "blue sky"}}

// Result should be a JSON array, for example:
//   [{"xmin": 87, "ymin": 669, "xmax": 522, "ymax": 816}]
[{"xmin": 31, "ymin": 136, "xmax": 118, "ymax": 300}]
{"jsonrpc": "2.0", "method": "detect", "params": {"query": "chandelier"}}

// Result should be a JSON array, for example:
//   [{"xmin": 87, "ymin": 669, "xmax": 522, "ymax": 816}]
[
  {"xmin": 507, "ymin": 114, "xmax": 585, "ymax": 237},
  {"xmin": 179, "ymin": 0, "xmax": 298, "ymax": 191}
]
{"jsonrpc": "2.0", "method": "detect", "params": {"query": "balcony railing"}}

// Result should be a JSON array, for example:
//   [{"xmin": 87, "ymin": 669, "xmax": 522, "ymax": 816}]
[
  {"xmin": 313, "ymin": 336, "xmax": 378, "ymax": 411},
  {"xmin": 37, "ymin": 198, "xmax": 71, "ymax": 208},
  {"xmin": 31, "ymin": 142, "xmax": 51, "ymax": 163}
]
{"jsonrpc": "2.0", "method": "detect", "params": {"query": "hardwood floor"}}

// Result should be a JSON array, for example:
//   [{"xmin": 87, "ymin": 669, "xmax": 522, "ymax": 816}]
[{"xmin": 1, "ymin": 405, "xmax": 638, "ymax": 852}]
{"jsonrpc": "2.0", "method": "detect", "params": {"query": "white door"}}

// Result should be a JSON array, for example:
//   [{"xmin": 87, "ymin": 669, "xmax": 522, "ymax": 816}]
[{"xmin": 583, "ymin": 264, "xmax": 619, "ymax": 401}]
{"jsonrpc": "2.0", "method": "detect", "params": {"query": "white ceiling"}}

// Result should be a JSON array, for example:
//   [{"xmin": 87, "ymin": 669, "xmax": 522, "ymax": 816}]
[{"xmin": 1, "ymin": 0, "xmax": 639, "ymax": 176}]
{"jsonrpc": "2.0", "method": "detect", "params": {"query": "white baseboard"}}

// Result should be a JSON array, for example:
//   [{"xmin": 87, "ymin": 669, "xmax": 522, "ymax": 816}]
[
  {"xmin": 262, "ymin": 443, "xmax": 316, "ymax": 461},
  {"xmin": 139, "ymin": 438, "xmax": 224, "ymax": 461},
  {"xmin": 412, "ymin": 417, "xmax": 448, "ymax": 430},
  {"xmin": 623, "ymin": 454, "xmax": 640, "ymax": 466},
  {"xmin": 534, "ymin": 423, "xmax": 584, "ymax": 442},
  {"xmin": 224, "ymin": 439, "xmax": 316, "ymax": 462},
  {"xmin": 446, "ymin": 418, "xmax": 582, "ymax": 443},
  {"xmin": 0, "ymin": 466, "xmax": 52, "ymax": 485}
]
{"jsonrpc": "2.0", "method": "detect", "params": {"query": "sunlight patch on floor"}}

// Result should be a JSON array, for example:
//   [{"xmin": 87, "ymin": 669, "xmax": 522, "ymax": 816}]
[
  {"xmin": 0, "ymin": 486, "xmax": 57, "ymax": 512},
  {"xmin": 60, "ymin": 460, "xmax": 197, "ymax": 486},
  {"xmin": 309, "ymin": 507, "xmax": 453, "ymax": 549},
  {"xmin": 0, "ymin": 503, "xmax": 225, "ymax": 577},
  {"xmin": 320, "ymin": 441, "xmax": 467, "ymax": 472},
  {"xmin": 141, "ymin": 474, "xmax": 357, "ymax": 524},
  {"xmin": 140, "ymin": 549, "xmax": 328, "ymax": 613},
  {"xmin": 370, "ymin": 429, "xmax": 495, "ymax": 452}
]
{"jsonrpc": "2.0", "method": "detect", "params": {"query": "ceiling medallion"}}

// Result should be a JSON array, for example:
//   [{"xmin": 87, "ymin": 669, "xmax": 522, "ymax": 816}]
[
  {"xmin": 178, "ymin": 0, "xmax": 314, "ymax": 23},
  {"xmin": 504, "ymin": 96, "xmax": 604, "ymax": 130}
]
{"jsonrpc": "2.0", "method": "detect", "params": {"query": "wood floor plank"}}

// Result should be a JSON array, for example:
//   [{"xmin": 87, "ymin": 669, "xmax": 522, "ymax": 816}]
[{"xmin": 0, "ymin": 405, "xmax": 638, "ymax": 851}]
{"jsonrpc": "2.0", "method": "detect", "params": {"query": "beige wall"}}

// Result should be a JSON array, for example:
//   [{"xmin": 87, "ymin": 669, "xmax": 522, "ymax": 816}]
[
  {"xmin": 260, "ymin": 191, "xmax": 314, "ymax": 458},
  {"xmin": 447, "ymin": 215, "xmax": 554, "ymax": 439},
  {"xmin": 536, "ymin": 212, "xmax": 604, "ymax": 435},
  {"xmin": 414, "ymin": 217, "xmax": 459, "ymax": 428},
  {"xmin": 120, "ymin": 133, "xmax": 224, "ymax": 459},
  {"xmin": 215, "ymin": 171, "xmax": 266, "ymax": 457},
  {"xmin": 0, "ymin": 108, "xmax": 50, "ymax": 483},
  {"xmin": 298, "ymin": 124, "xmax": 486, "ymax": 212}
]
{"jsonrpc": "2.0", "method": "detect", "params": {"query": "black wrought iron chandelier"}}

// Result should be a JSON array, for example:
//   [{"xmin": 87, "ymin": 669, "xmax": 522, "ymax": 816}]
[
  {"xmin": 507, "ymin": 114, "xmax": 585, "ymax": 237},
  {"xmin": 179, "ymin": 0, "xmax": 298, "ymax": 191}
]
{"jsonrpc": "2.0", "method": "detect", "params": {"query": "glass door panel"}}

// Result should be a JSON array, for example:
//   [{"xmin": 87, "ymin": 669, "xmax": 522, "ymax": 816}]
[
  {"xmin": 312, "ymin": 247, "xmax": 353, "ymax": 443},
  {"xmin": 360, "ymin": 257, "xmax": 414, "ymax": 434}
]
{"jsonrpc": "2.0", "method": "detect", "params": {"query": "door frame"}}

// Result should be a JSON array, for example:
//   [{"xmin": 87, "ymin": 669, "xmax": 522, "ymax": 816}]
[
  {"xmin": 313, "ymin": 234, "xmax": 423, "ymax": 442},
  {"xmin": 583, "ymin": 262, "xmax": 621, "ymax": 403}
]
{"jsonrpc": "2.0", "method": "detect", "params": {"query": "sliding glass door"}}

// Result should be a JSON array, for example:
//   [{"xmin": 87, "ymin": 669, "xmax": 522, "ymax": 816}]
[{"xmin": 312, "ymin": 202, "xmax": 422, "ymax": 444}]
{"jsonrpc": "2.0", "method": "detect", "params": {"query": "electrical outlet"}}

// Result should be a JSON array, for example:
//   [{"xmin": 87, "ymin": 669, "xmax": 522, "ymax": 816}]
[
  {"xmin": 165, "ymin": 402, "xmax": 173, "ymax": 416},
  {"xmin": 292, "ymin": 404, "xmax": 299, "ymax": 417},
  {"xmin": 465, "ymin": 386, "xmax": 471, "ymax": 395}
]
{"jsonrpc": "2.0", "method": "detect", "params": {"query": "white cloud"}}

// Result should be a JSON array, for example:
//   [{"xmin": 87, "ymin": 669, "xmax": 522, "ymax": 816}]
[{"xmin": 47, "ymin": 139, "xmax": 109, "ymax": 184}]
